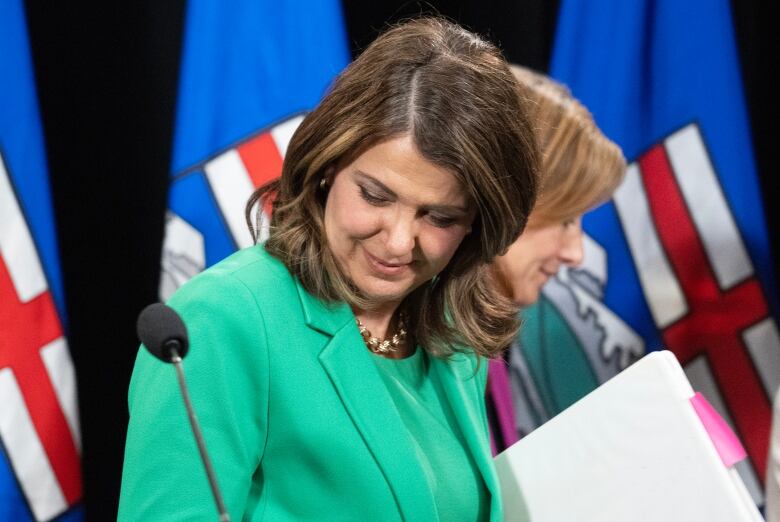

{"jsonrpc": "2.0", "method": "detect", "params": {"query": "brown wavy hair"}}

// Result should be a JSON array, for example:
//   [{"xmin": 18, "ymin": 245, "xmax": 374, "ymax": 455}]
[
  {"xmin": 511, "ymin": 65, "xmax": 626, "ymax": 227},
  {"xmin": 246, "ymin": 18, "xmax": 539, "ymax": 358}
]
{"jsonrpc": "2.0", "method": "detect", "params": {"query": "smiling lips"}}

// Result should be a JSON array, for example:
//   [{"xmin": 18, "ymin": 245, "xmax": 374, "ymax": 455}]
[{"xmin": 363, "ymin": 249, "xmax": 412, "ymax": 277}]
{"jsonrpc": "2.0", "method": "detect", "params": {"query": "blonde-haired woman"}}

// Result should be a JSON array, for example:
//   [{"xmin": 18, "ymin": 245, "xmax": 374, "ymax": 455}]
[
  {"xmin": 487, "ymin": 66, "xmax": 627, "ymax": 452},
  {"xmin": 120, "ymin": 19, "xmax": 539, "ymax": 521}
]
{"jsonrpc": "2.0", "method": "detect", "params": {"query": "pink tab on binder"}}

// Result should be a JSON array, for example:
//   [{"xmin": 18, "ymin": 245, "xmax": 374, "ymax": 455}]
[{"xmin": 689, "ymin": 392, "xmax": 747, "ymax": 467}]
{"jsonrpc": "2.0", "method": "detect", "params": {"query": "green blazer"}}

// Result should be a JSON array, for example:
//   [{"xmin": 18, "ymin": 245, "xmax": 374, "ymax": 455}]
[{"xmin": 118, "ymin": 246, "xmax": 502, "ymax": 521}]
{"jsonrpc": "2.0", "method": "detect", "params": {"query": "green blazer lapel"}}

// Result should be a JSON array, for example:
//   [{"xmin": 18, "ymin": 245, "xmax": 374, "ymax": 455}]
[
  {"xmin": 430, "ymin": 356, "xmax": 502, "ymax": 521},
  {"xmin": 296, "ymin": 281, "xmax": 439, "ymax": 521},
  {"xmin": 295, "ymin": 278, "xmax": 354, "ymax": 336}
]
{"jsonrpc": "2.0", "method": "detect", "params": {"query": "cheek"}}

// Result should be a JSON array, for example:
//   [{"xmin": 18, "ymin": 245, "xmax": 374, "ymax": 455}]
[
  {"xmin": 420, "ymin": 227, "xmax": 468, "ymax": 267},
  {"xmin": 325, "ymin": 191, "xmax": 379, "ymax": 241},
  {"xmin": 535, "ymin": 229, "xmax": 567, "ymax": 261},
  {"xmin": 499, "ymin": 238, "xmax": 535, "ymax": 276},
  {"xmin": 513, "ymin": 227, "xmax": 563, "ymax": 267}
]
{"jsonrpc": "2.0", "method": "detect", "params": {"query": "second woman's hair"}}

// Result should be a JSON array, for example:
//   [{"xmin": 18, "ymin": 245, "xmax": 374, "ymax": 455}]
[{"xmin": 512, "ymin": 65, "xmax": 626, "ymax": 227}]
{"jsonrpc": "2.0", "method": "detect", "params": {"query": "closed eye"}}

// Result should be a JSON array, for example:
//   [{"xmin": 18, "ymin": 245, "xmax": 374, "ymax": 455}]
[
  {"xmin": 359, "ymin": 185, "xmax": 390, "ymax": 206},
  {"xmin": 426, "ymin": 213, "xmax": 458, "ymax": 228}
]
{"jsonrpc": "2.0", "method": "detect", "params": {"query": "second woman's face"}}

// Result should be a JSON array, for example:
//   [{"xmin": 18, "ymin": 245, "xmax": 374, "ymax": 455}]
[
  {"xmin": 492, "ymin": 216, "xmax": 585, "ymax": 307},
  {"xmin": 323, "ymin": 135, "xmax": 476, "ymax": 310}
]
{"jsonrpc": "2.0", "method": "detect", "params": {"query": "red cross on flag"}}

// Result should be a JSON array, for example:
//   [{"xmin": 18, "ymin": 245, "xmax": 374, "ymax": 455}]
[
  {"xmin": 1, "ymin": 154, "xmax": 82, "ymax": 519},
  {"xmin": 614, "ymin": 124, "xmax": 778, "ymax": 484}
]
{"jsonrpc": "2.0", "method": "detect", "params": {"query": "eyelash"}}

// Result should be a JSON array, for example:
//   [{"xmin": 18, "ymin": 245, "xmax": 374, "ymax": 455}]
[
  {"xmin": 427, "ymin": 215, "xmax": 457, "ymax": 228},
  {"xmin": 359, "ymin": 186, "xmax": 389, "ymax": 205},
  {"xmin": 359, "ymin": 185, "xmax": 457, "ymax": 228}
]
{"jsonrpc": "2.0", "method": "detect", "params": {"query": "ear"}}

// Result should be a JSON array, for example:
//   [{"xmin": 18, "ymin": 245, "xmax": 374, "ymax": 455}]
[
  {"xmin": 323, "ymin": 165, "xmax": 336, "ymax": 186},
  {"xmin": 319, "ymin": 166, "xmax": 336, "ymax": 191}
]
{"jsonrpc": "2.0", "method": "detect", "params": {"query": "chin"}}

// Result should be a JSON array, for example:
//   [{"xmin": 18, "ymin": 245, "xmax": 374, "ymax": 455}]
[
  {"xmin": 513, "ymin": 287, "xmax": 541, "ymax": 308},
  {"xmin": 356, "ymin": 279, "xmax": 413, "ymax": 305}
]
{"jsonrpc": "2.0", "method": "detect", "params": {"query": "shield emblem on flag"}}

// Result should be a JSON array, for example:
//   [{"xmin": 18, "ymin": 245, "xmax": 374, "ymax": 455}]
[{"xmin": 160, "ymin": 114, "xmax": 304, "ymax": 300}]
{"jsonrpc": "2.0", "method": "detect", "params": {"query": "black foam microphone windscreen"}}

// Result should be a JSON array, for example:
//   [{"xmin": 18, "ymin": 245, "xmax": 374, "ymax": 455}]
[{"xmin": 136, "ymin": 303, "xmax": 189, "ymax": 362}]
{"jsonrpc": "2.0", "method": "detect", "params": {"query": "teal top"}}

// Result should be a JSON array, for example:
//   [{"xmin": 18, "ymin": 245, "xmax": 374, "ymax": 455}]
[{"xmin": 373, "ymin": 348, "xmax": 490, "ymax": 522}]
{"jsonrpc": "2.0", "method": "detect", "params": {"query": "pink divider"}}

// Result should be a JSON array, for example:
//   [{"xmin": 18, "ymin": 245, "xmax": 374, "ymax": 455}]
[{"xmin": 690, "ymin": 392, "xmax": 747, "ymax": 467}]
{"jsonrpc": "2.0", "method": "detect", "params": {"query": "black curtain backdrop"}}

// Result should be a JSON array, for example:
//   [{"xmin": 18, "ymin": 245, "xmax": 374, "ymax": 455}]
[{"xmin": 21, "ymin": 1, "xmax": 773, "ymax": 519}]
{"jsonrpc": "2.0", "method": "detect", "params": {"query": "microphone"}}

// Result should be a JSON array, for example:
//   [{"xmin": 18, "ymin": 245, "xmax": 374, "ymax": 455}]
[
  {"xmin": 136, "ymin": 303, "xmax": 231, "ymax": 522},
  {"xmin": 136, "ymin": 303, "xmax": 189, "ymax": 362}
]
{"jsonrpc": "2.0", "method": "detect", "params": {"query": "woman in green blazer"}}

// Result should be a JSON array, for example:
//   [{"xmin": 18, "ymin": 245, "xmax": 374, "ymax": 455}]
[{"xmin": 119, "ymin": 18, "xmax": 539, "ymax": 521}]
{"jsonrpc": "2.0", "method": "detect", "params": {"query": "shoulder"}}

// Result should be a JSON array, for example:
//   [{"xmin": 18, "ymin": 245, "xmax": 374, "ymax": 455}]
[
  {"xmin": 168, "ymin": 245, "xmax": 296, "ymax": 312},
  {"xmin": 176, "ymin": 244, "xmax": 292, "ymax": 294},
  {"xmin": 165, "ymin": 244, "xmax": 323, "ymax": 353},
  {"xmin": 130, "ymin": 248, "xmax": 285, "ymax": 409},
  {"xmin": 161, "ymin": 245, "xmax": 304, "ymax": 356}
]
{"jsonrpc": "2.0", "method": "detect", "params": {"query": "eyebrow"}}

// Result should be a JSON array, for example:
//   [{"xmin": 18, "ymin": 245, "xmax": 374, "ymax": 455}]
[{"xmin": 353, "ymin": 170, "xmax": 471, "ymax": 215}]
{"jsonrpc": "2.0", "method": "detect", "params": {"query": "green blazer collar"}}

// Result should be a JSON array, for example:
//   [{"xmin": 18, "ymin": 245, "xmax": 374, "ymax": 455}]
[
  {"xmin": 430, "ymin": 356, "xmax": 502, "ymax": 521},
  {"xmin": 294, "ymin": 278, "xmax": 353, "ymax": 335}
]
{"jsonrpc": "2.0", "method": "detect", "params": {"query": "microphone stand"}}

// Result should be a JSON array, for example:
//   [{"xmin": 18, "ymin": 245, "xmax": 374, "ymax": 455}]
[{"xmin": 169, "ymin": 345, "xmax": 231, "ymax": 522}]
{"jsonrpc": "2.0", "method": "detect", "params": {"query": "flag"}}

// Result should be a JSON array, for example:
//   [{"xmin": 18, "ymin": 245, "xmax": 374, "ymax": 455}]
[
  {"xmin": 0, "ymin": 1, "xmax": 83, "ymax": 520},
  {"xmin": 159, "ymin": 0, "xmax": 349, "ymax": 299},
  {"xmin": 508, "ymin": 0, "xmax": 779, "ymax": 507}
]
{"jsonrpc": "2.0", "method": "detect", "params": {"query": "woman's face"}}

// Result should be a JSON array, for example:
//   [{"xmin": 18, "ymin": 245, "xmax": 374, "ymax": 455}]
[
  {"xmin": 492, "ymin": 216, "xmax": 585, "ymax": 306},
  {"xmin": 323, "ymin": 135, "xmax": 476, "ymax": 310}
]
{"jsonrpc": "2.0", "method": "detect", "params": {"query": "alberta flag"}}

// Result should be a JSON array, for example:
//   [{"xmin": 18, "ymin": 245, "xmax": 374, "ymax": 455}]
[
  {"xmin": 1, "ymin": 1, "xmax": 83, "ymax": 521},
  {"xmin": 508, "ymin": 0, "xmax": 779, "ymax": 507},
  {"xmin": 159, "ymin": 0, "xmax": 349, "ymax": 299}
]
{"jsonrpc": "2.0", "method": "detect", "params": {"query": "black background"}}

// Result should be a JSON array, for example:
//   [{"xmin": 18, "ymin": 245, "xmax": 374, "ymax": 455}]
[{"xmin": 20, "ymin": 1, "xmax": 775, "ymax": 519}]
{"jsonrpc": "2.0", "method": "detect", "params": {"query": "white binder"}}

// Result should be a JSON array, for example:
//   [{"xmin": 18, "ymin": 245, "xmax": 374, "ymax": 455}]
[{"xmin": 495, "ymin": 350, "xmax": 764, "ymax": 521}]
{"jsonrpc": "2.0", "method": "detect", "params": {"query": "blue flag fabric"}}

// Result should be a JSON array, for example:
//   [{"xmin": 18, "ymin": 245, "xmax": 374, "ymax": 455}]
[
  {"xmin": 509, "ymin": 0, "xmax": 779, "ymax": 507},
  {"xmin": 0, "ymin": 1, "xmax": 83, "ymax": 520},
  {"xmin": 159, "ymin": 0, "xmax": 349, "ymax": 298}
]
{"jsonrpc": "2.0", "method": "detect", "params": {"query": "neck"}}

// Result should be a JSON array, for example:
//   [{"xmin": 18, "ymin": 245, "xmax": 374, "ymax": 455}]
[
  {"xmin": 489, "ymin": 263, "xmax": 514, "ymax": 302},
  {"xmin": 354, "ymin": 303, "xmax": 413, "ymax": 359},
  {"xmin": 354, "ymin": 303, "xmax": 398, "ymax": 340}
]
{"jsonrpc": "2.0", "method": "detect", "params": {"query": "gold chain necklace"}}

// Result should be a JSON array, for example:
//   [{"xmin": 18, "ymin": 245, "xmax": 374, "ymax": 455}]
[{"xmin": 356, "ymin": 313, "xmax": 407, "ymax": 354}]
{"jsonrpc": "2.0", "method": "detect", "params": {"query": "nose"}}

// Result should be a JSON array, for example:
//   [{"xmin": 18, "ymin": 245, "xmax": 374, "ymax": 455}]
[
  {"xmin": 559, "ymin": 222, "xmax": 584, "ymax": 267},
  {"xmin": 384, "ymin": 210, "xmax": 417, "ymax": 259}
]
